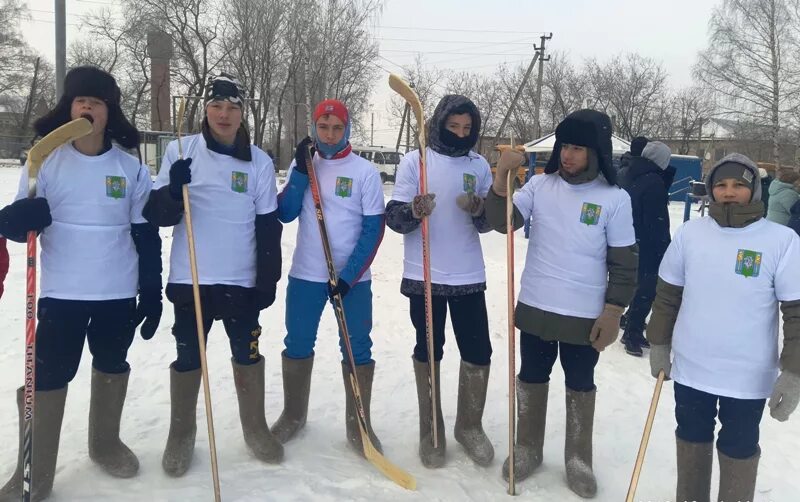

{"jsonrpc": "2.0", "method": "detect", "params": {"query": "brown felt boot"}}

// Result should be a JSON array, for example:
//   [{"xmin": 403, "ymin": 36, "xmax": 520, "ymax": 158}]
[
  {"xmin": 88, "ymin": 369, "xmax": 139, "ymax": 478},
  {"xmin": 342, "ymin": 361, "xmax": 382, "ymax": 457},
  {"xmin": 270, "ymin": 352, "xmax": 314, "ymax": 444},
  {"xmin": 502, "ymin": 380, "xmax": 548, "ymax": 482},
  {"xmin": 676, "ymin": 437, "xmax": 713, "ymax": 502},
  {"xmin": 413, "ymin": 357, "xmax": 446, "ymax": 468},
  {"xmin": 162, "ymin": 364, "xmax": 201, "ymax": 477},
  {"xmin": 0, "ymin": 386, "xmax": 67, "ymax": 502},
  {"xmin": 453, "ymin": 360, "xmax": 494, "ymax": 466},
  {"xmin": 232, "ymin": 356, "xmax": 284, "ymax": 464},
  {"xmin": 717, "ymin": 448, "xmax": 759, "ymax": 502},
  {"xmin": 565, "ymin": 388, "xmax": 597, "ymax": 498}
]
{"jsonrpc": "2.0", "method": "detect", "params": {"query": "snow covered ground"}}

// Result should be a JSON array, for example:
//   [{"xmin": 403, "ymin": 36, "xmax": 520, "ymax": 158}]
[{"xmin": 0, "ymin": 164, "xmax": 798, "ymax": 501}]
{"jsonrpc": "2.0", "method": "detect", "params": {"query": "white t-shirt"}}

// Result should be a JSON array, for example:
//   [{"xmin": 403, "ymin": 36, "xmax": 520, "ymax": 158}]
[
  {"xmin": 392, "ymin": 148, "xmax": 493, "ymax": 285},
  {"xmin": 14, "ymin": 143, "xmax": 151, "ymax": 300},
  {"xmin": 154, "ymin": 134, "xmax": 277, "ymax": 287},
  {"xmin": 285, "ymin": 152, "xmax": 385, "ymax": 283},
  {"xmin": 659, "ymin": 216, "xmax": 800, "ymax": 399},
  {"xmin": 514, "ymin": 173, "xmax": 636, "ymax": 319}
]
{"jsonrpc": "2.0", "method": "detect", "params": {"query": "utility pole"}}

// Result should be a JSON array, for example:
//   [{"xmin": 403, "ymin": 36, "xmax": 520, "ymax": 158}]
[
  {"xmin": 532, "ymin": 33, "xmax": 552, "ymax": 140},
  {"xmin": 55, "ymin": 0, "xmax": 66, "ymax": 98},
  {"xmin": 370, "ymin": 111, "xmax": 375, "ymax": 146},
  {"xmin": 396, "ymin": 104, "xmax": 408, "ymax": 152}
]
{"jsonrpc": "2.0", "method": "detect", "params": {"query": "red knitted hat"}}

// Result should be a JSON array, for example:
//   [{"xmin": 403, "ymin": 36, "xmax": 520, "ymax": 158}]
[{"xmin": 313, "ymin": 99, "xmax": 349, "ymax": 125}]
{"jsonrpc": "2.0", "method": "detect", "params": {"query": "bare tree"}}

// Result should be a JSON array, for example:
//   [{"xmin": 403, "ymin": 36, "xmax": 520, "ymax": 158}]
[
  {"xmin": 669, "ymin": 87, "xmax": 717, "ymax": 154},
  {"xmin": 386, "ymin": 54, "xmax": 444, "ymax": 149},
  {"xmin": 695, "ymin": 0, "xmax": 800, "ymax": 167}
]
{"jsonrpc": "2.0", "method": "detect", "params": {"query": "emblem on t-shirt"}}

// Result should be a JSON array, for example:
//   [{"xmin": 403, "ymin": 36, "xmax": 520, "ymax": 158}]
[
  {"xmin": 105, "ymin": 176, "xmax": 126, "ymax": 199},
  {"xmin": 231, "ymin": 171, "xmax": 248, "ymax": 193},
  {"xmin": 735, "ymin": 249, "xmax": 762, "ymax": 278},
  {"xmin": 580, "ymin": 202, "xmax": 602, "ymax": 225},
  {"xmin": 335, "ymin": 176, "xmax": 353, "ymax": 198},
  {"xmin": 463, "ymin": 173, "xmax": 477, "ymax": 193}
]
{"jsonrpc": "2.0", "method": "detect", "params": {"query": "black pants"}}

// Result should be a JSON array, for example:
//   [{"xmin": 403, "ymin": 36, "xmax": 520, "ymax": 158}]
[
  {"xmin": 168, "ymin": 284, "xmax": 262, "ymax": 372},
  {"xmin": 409, "ymin": 292, "xmax": 492, "ymax": 366},
  {"xmin": 625, "ymin": 270, "xmax": 658, "ymax": 334},
  {"xmin": 674, "ymin": 382, "xmax": 765, "ymax": 459},
  {"xmin": 519, "ymin": 332, "xmax": 599, "ymax": 392},
  {"xmin": 35, "ymin": 297, "xmax": 137, "ymax": 391}
]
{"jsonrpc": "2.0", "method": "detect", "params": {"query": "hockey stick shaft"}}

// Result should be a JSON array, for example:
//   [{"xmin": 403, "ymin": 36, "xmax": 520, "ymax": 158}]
[
  {"xmin": 177, "ymin": 98, "xmax": 222, "ymax": 502},
  {"xmin": 506, "ymin": 166, "xmax": 517, "ymax": 496},
  {"xmin": 626, "ymin": 370, "xmax": 665, "ymax": 502}
]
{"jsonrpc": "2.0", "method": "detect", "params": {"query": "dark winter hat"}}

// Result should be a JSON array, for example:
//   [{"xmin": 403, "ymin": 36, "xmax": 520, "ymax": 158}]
[
  {"xmin": 64, "ymin": 66, "xmax": 121, "ymax": 106},
  {"xmin": 428, "ymin": 94, "xmax": 481, "ymax": 158},
  {"xmin": 630, "ymin": 136, "xmax": 649, "ymax": 156},
  {"xmin": 34, "ymin": 65, "xmax": 139, "ymax": 150},
  {"xmin": 204, "ymin": 73, "xmax": 245, "ymax": 106},
  {"xmin": 706, "ymin": 153, "xmax": 761, "ymax": 202},
  {"xmin": 545, "ymin": 109, "xmax": 616, "ymax": 185}
]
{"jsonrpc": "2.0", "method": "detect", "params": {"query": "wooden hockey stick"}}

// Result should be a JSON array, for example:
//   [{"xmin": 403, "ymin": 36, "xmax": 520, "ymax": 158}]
[
  {"xmin": 626, "ymin": 370, "xmax": 665, "ymax": 502},
  {"xmin": 176, "ymin": 98, "xmax": 222, "ymax": 502},
  {"xmin": 305, "ymin": 146, "xmax": 416, "ymax": 490},
  {"xmin": 22, "ymin": 116, "xmax": 93, "ymax": 501},
  {"xmin": 506, "ymin": 134, "xmax": 518, "ymax": 496},
  {"xmin": 388, "ymin": 73, "xmax": 439, "ymax": 448}
]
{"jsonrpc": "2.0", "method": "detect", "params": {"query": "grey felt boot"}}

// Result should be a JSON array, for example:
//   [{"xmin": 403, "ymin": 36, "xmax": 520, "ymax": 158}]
[
  {"xmin": 342, "ymin": 361, "xmax": 382, "ymax": 457},
  {"xmin": 413, "ymin": 357, "xmax": 446, "ymax": 468},
  {"xmin": 162, "ymin": 364, "xmax": 201, "ymax": 477},
  {"xmin": 675, "ymin": 437, "xmax": 713, "ymax": 502},
  {"xmin": 270, "ymin": 352, "xmax": 314, "ymax": 444},
  {"xmin": 717, "ymin": 448, "xmax": 759, "ymax": 502},
  {"xmin": 453, "ymin": 360, "xmax": 494, "ymax": 466},
  {"xmin": 88, "ymin": 369, "xmax": 139, "ymax": 478},
  {"xmin": 565, "ymin": 388, "xmax": 597, "ymax": 498},
  {"xmin": 232, "ymin": 356, "xmax": 284, "ymax": 464},
  {"xmin": 502, "ymin": 380, "xmax": 548, "ymax": 482}
]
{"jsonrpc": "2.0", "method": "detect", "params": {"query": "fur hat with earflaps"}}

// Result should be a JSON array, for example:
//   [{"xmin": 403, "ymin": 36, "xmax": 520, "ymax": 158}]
[{"xmin": 545, "ymin": 109, "xmax": 617, "ymax": 185}]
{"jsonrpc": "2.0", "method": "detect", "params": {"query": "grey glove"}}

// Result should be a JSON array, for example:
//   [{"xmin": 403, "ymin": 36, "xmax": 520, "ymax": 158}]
[
  {"xmin": 411, "ymin": 193, "xmax": 436, "ymax": 219},
  {"xmin": 456, "ymin": 192, "xmax": 484, "ymax": 217},
  {"xmin": 589, "ymin": 303, "xmax": 624, "ymax": 352},
  {"xmin": 492, "ymin": 150, "xmax": 525, "ymax": 197},
  {"xmin": 649, "ymin": 344, "xmax": 672, "ymax": 379},
  {"xmin": 768, "ymin": 371, "xmax": 800, "ymax": 422}
]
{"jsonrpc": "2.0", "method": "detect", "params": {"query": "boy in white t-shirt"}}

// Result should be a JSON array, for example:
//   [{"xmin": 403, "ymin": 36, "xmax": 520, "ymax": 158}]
[
  {"xmin": 648, "ymin": 153, "xmax": 800, "ymax": 502},
  {"xmin": 144, "ymin": 73, "xmax": 284, "ymax": 472},
  {"xmin": 487, "ymin": 109, "xmax": 638, "ymax": 498},
  {"xmin": 0, "ymin": 66, "xmax": 162, "ymax": 499},
  {"xmin": 271, "ymin": 99, "xmax": 386, "ymax": 458},
  {"xmin": 386, "ymin": 95, "xmax": 495, "ymax": 469}
]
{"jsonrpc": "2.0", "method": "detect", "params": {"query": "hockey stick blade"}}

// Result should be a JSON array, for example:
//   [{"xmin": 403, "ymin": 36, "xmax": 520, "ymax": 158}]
[
  {"xmin": 388, "ymin": 74, "xmax": 427, "ymax": 151},
  {"xmin": 28, "ymin": 117, "xmax": 93, "ymax": 177}
]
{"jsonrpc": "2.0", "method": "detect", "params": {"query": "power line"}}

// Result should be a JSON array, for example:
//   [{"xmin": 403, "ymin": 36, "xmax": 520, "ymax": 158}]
[
  {"xmin": 382, "ymin": 49, "xmax": 534, "ymax": 56},
  {"xmin": 378, "ymin": 25, "xmax": 547, "ymax": 34},
  {"xmin": 376, "ymin": 37, "xmax": 533, "ymax": 45}
]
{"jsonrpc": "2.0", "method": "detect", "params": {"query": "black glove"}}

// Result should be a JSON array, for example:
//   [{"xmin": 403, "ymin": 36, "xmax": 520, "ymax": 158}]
[
  {"xmin": 168, "ymin": 158, "xmax": 193, "ymax": 201},
  {"xmin": 255, "ymin": 283, "xmax": 277, "ymax": 310},
  {"xmin": 293, "ymin": 137, "xmax": 314, "ymax": 175},
  {"xmin": 135, "ymin": 291, "xmax": 163, "ymax": 340},
  {"xmin": 0, "ymin": 198, "xmax": 52, "ymax": 240},
  {"xmin": 328, "ymin": 278, "xmax": 351, "ymax": 300}
]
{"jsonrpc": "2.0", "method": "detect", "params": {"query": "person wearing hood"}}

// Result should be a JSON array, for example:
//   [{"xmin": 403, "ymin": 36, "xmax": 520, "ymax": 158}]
[
  {"xmin": 486, "ymin": 109, "xmax": 638, "ymax": 497},
  {"xmin": 144, "ymin": 73, "xmax": 284, "ymax": 472},
  {"xmin": 766, "ymin": 169, "xmax": 800, "ymax": 226},
  {"xmin": 0, "ymin": 66, "xmax": 162, "ymax": 500},
  {"xmin": 758, "ymin": 167, "xmax": 772, "ymax": 215},
  {"xmin": 618, "ymin": 135, "xmax": 649, "ymax": 180},
  {"xmin": 647, "ymin": 153, "xmax": 800, "ymax": 502},
  {"xmin": 617, "ymin": 141, "xmax": 673, "ymax": 356},
  {"xmin": 272, "ymin": 99, "xmax": 387, "ymax": 459},
  {"xmin": 386, "ymin": 95, "xmax": 495, "ymax": 469}
]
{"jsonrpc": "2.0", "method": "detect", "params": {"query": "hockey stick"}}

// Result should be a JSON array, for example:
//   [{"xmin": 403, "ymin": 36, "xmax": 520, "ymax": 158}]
[
  {"xmin": 506, "ymin": 135, "xmax": 517, "ymax": 496},
  {"xmin": 625, "ymin": 370, "xmax": 665, "ymax": 502},
  {"xmin": 304, "ymin": 146, "xmax": 416, "ymax": 490},
  {"xmin": 22, "ymin": 117, "xmax": 93, "ymax": 501},
  {"xmin": 176, "ymin": 98, "xmax": 222, "ymax": 502},
  {"xmin": 388, "ymin": 74, "xmax": 439, "ymax": 448}
]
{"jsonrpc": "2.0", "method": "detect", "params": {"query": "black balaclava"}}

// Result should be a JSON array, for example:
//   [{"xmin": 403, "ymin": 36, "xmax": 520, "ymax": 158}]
[{"xmin": 427, "ymin": 95, "xmax": 481, "ymax": 157}]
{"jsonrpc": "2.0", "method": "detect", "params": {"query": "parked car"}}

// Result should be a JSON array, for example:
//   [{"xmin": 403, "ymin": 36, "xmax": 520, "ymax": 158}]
[{"xmin": 351, "ymin": 145, "xmax": 403, "ymax": 183}]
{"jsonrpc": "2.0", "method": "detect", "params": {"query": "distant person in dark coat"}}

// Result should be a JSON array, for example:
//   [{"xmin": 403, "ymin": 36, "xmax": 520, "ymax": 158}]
[
  {"xmin": 759, "ymin": 168, "xmax": 772, "ymax": 215},
  {"xmin": 618, "ymin": 141, "xmax": 673, "ymax": 356}
]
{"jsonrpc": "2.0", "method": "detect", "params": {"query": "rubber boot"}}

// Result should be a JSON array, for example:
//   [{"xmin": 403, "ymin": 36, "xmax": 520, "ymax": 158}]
[
  {"xmin": 162, "ymin": 364, "xmax": 201, "ymax": 477},
  {"xmin": 453, "ymin": 360, "xmax": 494, "ymax": 466},
  {"xmin": 413, "ymin": 357, "xmax": 446, "ymax": 468},
  {"xmin": 342, "ymin": 361, "xmax": 382, "ymax": 457},
  {"xmin": 88, "ymin": 368, "xmax": 139, "ymax": 478},
  {"xmin": 717, "ymin": 448, "xmax": 759, "ymax": 502},
  {"xmin": 0, "ymin": 386, "xmax": 67, "ymax": 502},
  {"xmin": 270, "ymin": 352, "xmax": 314, "ymax": 444},
  {"xmin": 232, "ymin": 356, "xmax": 284, "ymax": 464},
  {"xmin": 565, "ymin": 388, "xmax": 597, "ymax": 498},
  {"xmin": 675, "ymin": 438, "xmax": 713, "ymax": 502},
  {"xmin": 502, "ymin": 380, "xmax": 548, "ymax": 482}
]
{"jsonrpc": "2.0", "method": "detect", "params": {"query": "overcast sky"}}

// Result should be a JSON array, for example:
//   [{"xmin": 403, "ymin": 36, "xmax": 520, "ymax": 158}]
[{"xmin": 20, "ymin": 0, "xmax": 718, "ymax": 146}]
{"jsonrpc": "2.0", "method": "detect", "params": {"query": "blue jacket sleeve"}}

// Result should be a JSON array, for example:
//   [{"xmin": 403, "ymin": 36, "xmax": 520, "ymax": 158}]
[
  {"xmin": 277, "ymin": 169, "xmax": 308, "ymax": 223},
  {"xmin": 338, "ymin": 214, "xmax": 385, "ymax": 285}
]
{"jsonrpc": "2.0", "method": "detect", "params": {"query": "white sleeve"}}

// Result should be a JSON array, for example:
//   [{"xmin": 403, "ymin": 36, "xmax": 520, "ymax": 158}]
[
  {"xmin": 255, "ymin": 152, "xmax": 278, "ymax": 215},
  {"xmin": 775, "ymin": 232, "xmax": 800, "ymax": 302},
  {"xmin": 361, "ymin": 168, "xmax": 385, "ymax": 216},
  {"xmin": 130, "ymin": 165, "xmax": 152, "ymax": 224},
  {"xmin": 606, "ymin": 191, "xmax": 637, "ymax": 247},
  {"xmin": 658, "ymin": 225, "xmax": 686, "ymax": 287},
  {"xmin": 477, "ymin": 159, "xmax": 492, "ymax": 198},
  {"xmin": 152, "ymin": 141, "xmax": 177, "ymax": 190},
  {"xmin": 14, "ymin": 162, "xmax": 45, "ymax": 201},
  {"xmin": 391, "ymin": 152, "xmax": 419, "ymax": 203},
  {"xmin": 512, "ymin": 174, "xmax": 536, "ymax": 220}
]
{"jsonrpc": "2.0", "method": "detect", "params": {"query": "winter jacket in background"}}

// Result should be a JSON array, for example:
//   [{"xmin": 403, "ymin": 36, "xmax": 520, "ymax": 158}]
[
  {"xmin": 0, "ymin": 237, "xmax": 8, "ymax": 300},
  {"xmin": 789, "ymin": 199, "xmax": 800, "ymax": 237},
  {"xmin": 766, "ymin": 177, "xmax": 800, "ymax": 226}
]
